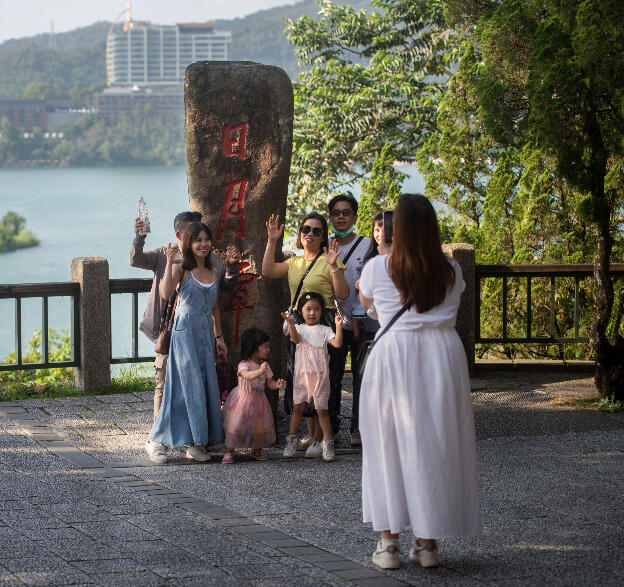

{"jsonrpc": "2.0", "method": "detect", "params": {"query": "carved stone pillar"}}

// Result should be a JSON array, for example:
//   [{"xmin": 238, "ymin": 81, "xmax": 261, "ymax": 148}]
[{"xmin": 185, "ymin": 61, "xmax": 293, "ymax": 389}]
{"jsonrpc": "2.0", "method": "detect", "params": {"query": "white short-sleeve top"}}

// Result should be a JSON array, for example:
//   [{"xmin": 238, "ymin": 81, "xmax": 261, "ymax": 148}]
[
  {"xmin": 294, "ymin": 323, "xmax": 335, "ymax": 347},
  {"xmin": 358, "ymin": 255, "xmax": 465, "ymax": 331}
]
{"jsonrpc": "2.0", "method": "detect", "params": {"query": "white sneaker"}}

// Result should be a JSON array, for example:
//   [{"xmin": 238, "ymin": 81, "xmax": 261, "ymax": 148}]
[
  {"xmin": 305, "ymin": 441, "xmax": 322, "ymax": 458},
  {"xmin": 145, "ymin": 440, "xmax": 167, "ymax": 464},
  {"xmin": 283, "ymin": 435, "xmax": 298, "ymax": 458},
  {"xmin": 297, "ymin": 435, "xmax": 312, "ymax": 451},
  {"xmin": 185, "ymin": 444, "xmax": 211, "ymax": 462},
  {"xmin": 372, "ymin": 538, "xmax": 400, "ymax": 569},
  {"xmin": 409, "ymin": 540, "xmax": 439, "ymax": 568},
  {"xmin": 322, "ymin": 438, "xmax": 336, "ymax": 462}
]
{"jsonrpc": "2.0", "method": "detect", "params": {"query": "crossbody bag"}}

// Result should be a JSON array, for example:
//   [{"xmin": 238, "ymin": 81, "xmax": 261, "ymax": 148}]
[
  {"xmin": 356, "ymin": 302, "xmax": 410, "ymax": 376},
  {"xmin": 289, "ymin": 250, "xmax": 323, "ymax": 310},
  {"xmin": 340, "ymin": 235, "xmax": 364, "ymax": 266}
]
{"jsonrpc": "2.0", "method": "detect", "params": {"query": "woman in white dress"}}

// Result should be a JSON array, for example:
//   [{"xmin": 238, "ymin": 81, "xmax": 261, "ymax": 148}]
[{"xmin": 358, "ymin": 193, "xmax": 481, "ymax": 570}]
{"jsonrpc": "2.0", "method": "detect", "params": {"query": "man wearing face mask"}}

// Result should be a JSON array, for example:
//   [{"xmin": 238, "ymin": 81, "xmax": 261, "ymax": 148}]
[{"xmin": 327, "ymin": 193, "xmax": 371, "ymax": 445}]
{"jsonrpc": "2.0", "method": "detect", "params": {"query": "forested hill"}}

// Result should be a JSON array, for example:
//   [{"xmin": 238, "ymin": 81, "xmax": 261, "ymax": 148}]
[
  {"xmin": 0, "ymin": 22, "xmax": 109, "ymax": 99},
  {"xmin": 0, "ymin": 0, "xmax": 371, "ymax": 98}
]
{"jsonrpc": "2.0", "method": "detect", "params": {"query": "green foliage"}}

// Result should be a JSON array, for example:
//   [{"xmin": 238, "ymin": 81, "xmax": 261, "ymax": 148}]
[
  {"xmin": 411, "ymin": 7, "xmax": 624, "ymax": 364},
  {"xmin": 22, "ymin": 81, "xmax": 61, "ymax": 99},
  {"xmin": 0, "ymin": 329, "xmax": 73, "ymax": 383},
  {"xmin": 0, "ymin": 40, "xmax": 106, "ymax": 100},
  {"xmin": 0, "ymin": 328, "xmax": 154, "ymax": 400},
  {"xmin": 563, "ymin": 395, "xmax": 623, "ymax": 413},
  {"xmin": 356, "ymin": 142, "xmax": 403, "ymax": 235},
  {"xmin": 0, "ymin": 366, "xmax": 155, "ymax": 402},
  {"xmin": 416, "ymin": 41, "xmax": 494, "ymax": 247},
  {"xmin": 0, "ymin": 211, "xmax": 39, "ymax": 253},
  {"xmin": 220, "ymin": 0, "xmax": 372, "ymax": 78},
  {"xmin": 453, "ymin": 0, "xmax": 624, "ymax": 396},
  {"xmin": 0, "ymin": 111, "xmax": 185, "ymax": 168},
  {"xmin": 286, "ymin": 0, "xmax": 450, "ymax": 227}
]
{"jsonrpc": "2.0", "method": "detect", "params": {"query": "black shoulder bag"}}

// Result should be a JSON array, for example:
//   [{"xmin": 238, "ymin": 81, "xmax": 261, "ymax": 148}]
[{"xmin": 356, "ymin": 303, "xmax": 410, "ymax": 377}]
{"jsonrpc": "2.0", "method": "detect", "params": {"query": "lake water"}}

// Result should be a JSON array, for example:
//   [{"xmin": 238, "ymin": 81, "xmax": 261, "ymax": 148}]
[{"xmin": 0, "ymin": 165, "xmax": 425, "ymax": 361}]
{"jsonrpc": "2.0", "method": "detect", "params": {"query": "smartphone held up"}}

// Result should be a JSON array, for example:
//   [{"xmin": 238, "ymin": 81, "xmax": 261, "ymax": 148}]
[{"xmin": 383, "ymin": 210, "xmax": 393, "ymax": 244}]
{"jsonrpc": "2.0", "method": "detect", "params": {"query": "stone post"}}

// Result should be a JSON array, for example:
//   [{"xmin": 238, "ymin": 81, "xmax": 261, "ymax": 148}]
[
  {"xmin": 184, "ymin": 61, "xmax": 293, "ymax": 407},
  {"xmin": 72, "ymin": 257, "xmax": 111, "ymax": 390},
  {"xmin": 443, "ymin": 243, "xmax": 476, "ymax": 376}
]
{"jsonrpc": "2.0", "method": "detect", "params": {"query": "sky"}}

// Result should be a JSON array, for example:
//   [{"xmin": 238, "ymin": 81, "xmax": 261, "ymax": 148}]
[{"xmin": 0, "ymin": 0, "xmax": 302, "ymax": 44}]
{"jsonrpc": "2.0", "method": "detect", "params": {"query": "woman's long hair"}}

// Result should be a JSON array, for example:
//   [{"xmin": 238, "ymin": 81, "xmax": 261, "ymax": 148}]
[
  {"xmin": 389, "ymin": 194, "xmax": 455, "ymax": 313},
  {"xmin": 295, "ymin": 211, "xmax": 329, "ymax": 251},
  {"xmin": 363, "ymin": 212, "xmax": 383, "ymax": 264},
  {"xmin": 181, "ymin": 222, "xmax": 213, "ymax": 271}
]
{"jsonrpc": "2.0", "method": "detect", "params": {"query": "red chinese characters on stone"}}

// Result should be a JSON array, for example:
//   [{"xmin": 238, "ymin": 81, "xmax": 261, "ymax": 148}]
[
  {"xmin": 222, "ymin": 122, "xmax": 248, "ymax": 160},
  {"xmin": 224, "ymin": 261, "xmax": 260, "ymax": 344},
  {"xmin": 215, "ymin": 178, "xmax": 248, "ymax": 241}
]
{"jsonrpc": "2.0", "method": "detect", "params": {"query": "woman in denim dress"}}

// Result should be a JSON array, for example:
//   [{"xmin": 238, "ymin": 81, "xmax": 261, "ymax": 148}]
[{"xmin": 145, "ymin": 222, "xmax": 227, "ymax": 464}]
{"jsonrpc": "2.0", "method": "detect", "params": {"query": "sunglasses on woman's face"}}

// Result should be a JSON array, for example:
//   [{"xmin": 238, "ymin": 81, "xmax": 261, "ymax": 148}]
[{"xmin": 300, "ymin": 225, "xmax": 323, "ymax": 237}]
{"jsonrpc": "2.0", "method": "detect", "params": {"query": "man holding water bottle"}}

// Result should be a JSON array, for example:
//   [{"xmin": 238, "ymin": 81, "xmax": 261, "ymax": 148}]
[{"xmin": 131, "ymin": 210, "xmax": 240, "ymax": 421}]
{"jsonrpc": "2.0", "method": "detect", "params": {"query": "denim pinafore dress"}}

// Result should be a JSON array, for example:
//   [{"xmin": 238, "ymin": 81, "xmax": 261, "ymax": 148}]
[{"xmin": 149, "ymin": 270, "xmax": 224, "ymax": 447}]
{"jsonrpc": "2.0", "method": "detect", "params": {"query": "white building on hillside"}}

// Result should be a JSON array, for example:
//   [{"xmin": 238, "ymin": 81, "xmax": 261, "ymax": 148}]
[{"xmin": 107, "ymin": 14, "xmax": 231, "ymax": 86}]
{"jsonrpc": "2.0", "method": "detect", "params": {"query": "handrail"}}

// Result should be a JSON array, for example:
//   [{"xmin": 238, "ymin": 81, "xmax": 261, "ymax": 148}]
[
  {"xmin": 3, "ymin": 263, "xmax": 623, "ymax": 373},
  {"xmin": 0, "ymin": 282, "xmax": 80, "ymax": 299},
  {"xmin": 109, "ymin": 277, "xmax": 154, "ymax": 364},
  {"xmin": 109, "ymin": 278, "xmax": 152, "ymax": 294},
  {"xmin": 477, "ymin": 263, "xmax": 624, "ymax": 277},
  {"xmin": 0, "ymin": 281, "xmax": 80, "ymax": 371},
  {"xmin": 476, "ymin": 264, "xmax": 623, "ymax": 345}
]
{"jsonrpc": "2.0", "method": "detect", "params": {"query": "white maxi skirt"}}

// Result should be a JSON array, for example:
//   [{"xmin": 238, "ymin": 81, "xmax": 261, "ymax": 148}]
[{"xmin": 360, "ymin": 327, "xmax": 482, "ymax": 537}]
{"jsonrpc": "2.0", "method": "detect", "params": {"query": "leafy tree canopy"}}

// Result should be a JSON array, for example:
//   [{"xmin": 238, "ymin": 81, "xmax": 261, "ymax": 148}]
[{"xmin": 285, "ymin": 0, "xmax": 450, "ymax": 220}]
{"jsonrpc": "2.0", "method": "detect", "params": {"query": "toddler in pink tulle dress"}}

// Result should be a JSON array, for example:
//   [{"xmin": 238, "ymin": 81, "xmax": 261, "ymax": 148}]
[{"xmin": 221, "ymin": 328, "xmax": 284, "ymax": 464}]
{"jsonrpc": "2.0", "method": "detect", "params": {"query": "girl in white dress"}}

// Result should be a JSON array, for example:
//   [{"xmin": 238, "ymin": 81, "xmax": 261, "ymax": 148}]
[
  {"xmin": 281, "ymin": 292, "xmax": 343, "ymax": 462},
  {"xmin": 358, "ymin": 194, "xmax": 482, "ymax": 570}
]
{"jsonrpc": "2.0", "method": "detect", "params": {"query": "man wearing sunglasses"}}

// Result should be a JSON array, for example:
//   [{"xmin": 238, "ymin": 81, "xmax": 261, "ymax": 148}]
[{"xmin": 328, "ymin": 193, "xmax": 372, "ymax": 447}]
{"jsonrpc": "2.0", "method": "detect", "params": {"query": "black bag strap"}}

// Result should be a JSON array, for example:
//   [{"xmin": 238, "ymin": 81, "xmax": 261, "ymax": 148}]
[
  {"xmin": 340, "ymin": 235, "xmax": 364, "ymax": 266},
  {"xmin": 161, "ymin": 273, "xmax": 184, "ymax": 330},
  {"xmin": 368, "ymin": 303, "xmax": 410, "ymax": 350},
  {"xmin": 290, "ymin": 250, "xmax": 323, "ymax": 309}
]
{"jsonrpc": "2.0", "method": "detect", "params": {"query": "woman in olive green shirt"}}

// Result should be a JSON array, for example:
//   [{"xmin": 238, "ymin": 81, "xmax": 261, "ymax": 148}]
[{"xmin": 263, "ymin": 211, "xmax": 349, "ymax": 448}]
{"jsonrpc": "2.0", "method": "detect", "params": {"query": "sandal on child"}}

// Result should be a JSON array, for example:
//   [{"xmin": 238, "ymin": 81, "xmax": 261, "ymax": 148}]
[
  {"xmin": 252, "ymin": 448, "xmax": 268, "ymax": 461},
  {"xmin": 221, "ymin": 452, "xmax": 235, "ymax": 464}
]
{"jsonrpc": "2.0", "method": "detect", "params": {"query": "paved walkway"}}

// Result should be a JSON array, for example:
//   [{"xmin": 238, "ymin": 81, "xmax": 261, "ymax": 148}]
[{"xmin": 0, "ymin": 372, "xmax": 622, "ymax": 586}]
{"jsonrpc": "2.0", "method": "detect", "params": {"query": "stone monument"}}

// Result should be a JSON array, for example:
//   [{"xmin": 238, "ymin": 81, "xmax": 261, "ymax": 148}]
[{"xmin": 184, "ymin": 61, "xmax": 293, "ymax": 409}]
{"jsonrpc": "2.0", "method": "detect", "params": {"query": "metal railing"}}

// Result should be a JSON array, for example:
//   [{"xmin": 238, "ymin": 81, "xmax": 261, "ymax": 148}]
[
  {"xmin": 109, "ymin": 277, "xmax": 154, "ymax": 364},
  {"xmin": 0, "ymin": 282, "xmax": 80, "ymax": 371},
  {"xmin": 476, "ymin": 264, "xmax": 624, "ymax": 344},
  {"xmin": 3, "ymin": 262, "xmax": 623, "ymax": 373}
]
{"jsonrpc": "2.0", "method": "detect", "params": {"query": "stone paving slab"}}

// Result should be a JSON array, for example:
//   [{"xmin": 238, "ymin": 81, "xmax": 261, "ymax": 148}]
[{"xmin": 0, "ymin": 372, "xmax": 623, "ymax": 585}]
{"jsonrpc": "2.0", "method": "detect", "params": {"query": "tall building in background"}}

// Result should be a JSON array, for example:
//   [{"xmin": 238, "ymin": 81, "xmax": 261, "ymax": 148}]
[{"xmin": 106, "ymin": 10, "xmax": 231, "ymax": 86}]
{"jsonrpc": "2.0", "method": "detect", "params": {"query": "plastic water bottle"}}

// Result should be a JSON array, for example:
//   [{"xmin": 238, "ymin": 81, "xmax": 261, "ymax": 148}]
[{"xmin": 137, "ymin": 196, "xmax": 151, "ymax": 235}]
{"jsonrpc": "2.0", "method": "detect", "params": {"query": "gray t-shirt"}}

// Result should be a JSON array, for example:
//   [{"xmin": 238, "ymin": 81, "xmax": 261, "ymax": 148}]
[{"xmin": 331, "ymin": 234, "xmax": 372, "ymax": 330}]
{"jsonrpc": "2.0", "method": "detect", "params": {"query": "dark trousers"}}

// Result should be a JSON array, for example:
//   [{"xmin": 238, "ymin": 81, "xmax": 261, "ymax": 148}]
[
  {"xmin": 284, "ymin": 308, "xmax": 342, "ymax": 435},
  {"xmin": 332, "ymin": 329, "xmax": 372, "ymax": 433}
]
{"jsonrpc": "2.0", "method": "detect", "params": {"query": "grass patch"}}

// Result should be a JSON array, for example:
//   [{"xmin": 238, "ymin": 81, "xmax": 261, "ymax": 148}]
[
  {"xmin": 0, "ymin": 365, "xmax": 154, "ymax": 403},
  {"xmin": 563, "ymin": 395, "xmax": 623, "ymax": 413}
]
